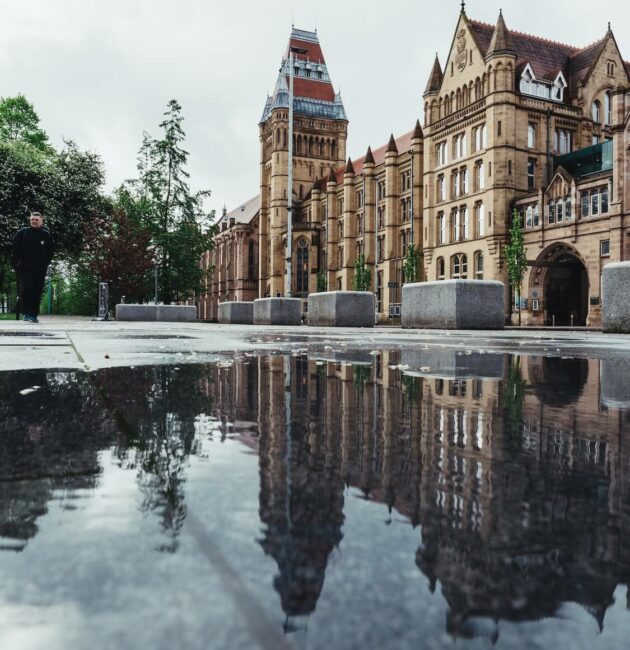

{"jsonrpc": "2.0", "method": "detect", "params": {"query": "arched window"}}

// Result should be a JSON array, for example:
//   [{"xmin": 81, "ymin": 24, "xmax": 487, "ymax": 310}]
[
  {"xmin": 605, "ymin": 91, "xmax": 612, "ymax": 125},
  {"xmin": 296, "ymin": 238, "xmax": 309, "ymax": 294},
  {"xmin": 437, "ymin": 257, "xmax": 445, "ymax": 280},
  {"xmin": 474, "ymin": 252, "xmax": 483, "ymax": 279},
  {"xmin": 452, "ymin": 254, "xmax": 468, "ymax": 279},
  {"xmin": 592, "ymin": 100, "xmax": 601, "ymax": 124},
  {"xmin": 248, "ymin": 240, "xmax": 256, "ymax": 279}
]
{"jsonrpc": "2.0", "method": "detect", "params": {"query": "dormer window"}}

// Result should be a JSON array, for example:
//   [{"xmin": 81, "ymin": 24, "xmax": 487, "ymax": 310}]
[
  {"xmin": 294, "ymin": 66, "xmax": 299, "ymax": 76},
  {"xmin": 520, "ymin": 65, "xmax": 566, "ymax": 103}
]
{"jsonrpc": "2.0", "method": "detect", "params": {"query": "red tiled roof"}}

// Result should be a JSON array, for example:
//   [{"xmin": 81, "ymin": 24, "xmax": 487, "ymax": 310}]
[
  {"xmin": 468, "ymin": 18, "xmax": 614, "ymax": 100},
  {"xmin": 286, "ymin": 37, "xmax": 326, "ymax": 64},
  {"xmin": 290, "ymin": 76, "xmax": 336, "ymax": 101}
]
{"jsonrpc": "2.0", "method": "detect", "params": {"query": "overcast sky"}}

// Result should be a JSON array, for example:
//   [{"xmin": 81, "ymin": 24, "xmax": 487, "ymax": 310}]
[{"xmin": 0, "ymin": 0, "xmax": 626, "ymax": 218}]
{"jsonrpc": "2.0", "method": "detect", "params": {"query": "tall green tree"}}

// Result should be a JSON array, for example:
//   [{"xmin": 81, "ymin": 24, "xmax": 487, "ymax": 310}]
[
  {"xmin": 352, "ymin": 254, "xmax": 371, "ymax": 292},
  {"xmin": 121, "ymin": 100, "xmax": 217, "ymax": 303},
  {"xmin": 0, "ymin": 95, "xmax": 51, "ymax": 152},
  {"xmin": 504, "ymin": 208, "xmax": 528, "ymax": 326}
]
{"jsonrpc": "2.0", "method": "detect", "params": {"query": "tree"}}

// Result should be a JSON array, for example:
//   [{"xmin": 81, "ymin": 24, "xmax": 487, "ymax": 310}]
[
  {"xmin": 122, "ymin": 100, "xmax": 217, "ymax": 303},
  {"xmin": 504, "ymin": 208, "xmax": 528, "ymax": 325},
  {"xmin": 402, "ymin": 243, "xmax": 420, "ymax": 284},
  {"xmin": 81, "ymin": 209, "xmax": 155, "ymax": 306},
  {"xmin": 0, "ymin": 95, "xmax": 51, "ymax": 152},
  {"xmin": 352, "ymin": 254, "xmax": 371, "ymax": 291},
  {"xmin": 316, "ymin": 270, "xmax": 327, "ymax": 292}
]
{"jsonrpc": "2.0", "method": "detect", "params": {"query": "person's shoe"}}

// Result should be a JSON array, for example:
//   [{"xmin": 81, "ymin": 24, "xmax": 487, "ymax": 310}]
[
  {"xmin": 22, "ymin": 314, "xmax": 31, "ymax": 322},
  {"xmin": 30, "ymin": 316, "xmax": 39, "ymax": 323}
]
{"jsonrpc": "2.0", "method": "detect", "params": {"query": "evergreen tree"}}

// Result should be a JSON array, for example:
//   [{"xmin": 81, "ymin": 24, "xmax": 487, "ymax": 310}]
[
  {"xmin": 504, "ymin": 208, "xmax": 528, "ymax": 326},
  {"xmin": 122, "ymin": 100, "xmax": 217, "ymax": 303}
]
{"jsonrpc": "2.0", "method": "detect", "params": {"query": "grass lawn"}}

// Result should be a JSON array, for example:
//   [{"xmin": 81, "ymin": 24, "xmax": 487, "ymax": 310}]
[{"xmin": 0, "ymin": 313, "xmax": 17, "ymax": 320}]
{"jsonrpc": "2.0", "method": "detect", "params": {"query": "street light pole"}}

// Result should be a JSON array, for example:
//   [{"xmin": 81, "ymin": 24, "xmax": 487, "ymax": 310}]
[{"xmin": 286, "ymin": 50, "xmax": 294, "ymax": 297}]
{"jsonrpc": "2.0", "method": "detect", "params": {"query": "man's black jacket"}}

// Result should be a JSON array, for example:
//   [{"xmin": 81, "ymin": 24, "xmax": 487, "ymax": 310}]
[{"xmin": 11, "ymin": 227, "xmax": 54, "ymax": 274}]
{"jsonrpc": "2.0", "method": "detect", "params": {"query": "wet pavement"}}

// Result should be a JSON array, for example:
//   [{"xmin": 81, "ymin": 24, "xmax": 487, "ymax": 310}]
[{"xmin": 2, "ymin": 320, "xmax": 630, "ymax": 649}]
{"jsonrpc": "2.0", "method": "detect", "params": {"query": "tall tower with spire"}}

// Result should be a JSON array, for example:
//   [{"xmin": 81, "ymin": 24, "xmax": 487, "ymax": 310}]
[{"xmin": 258, "ymin": 27, "xmax": 348, "ymax": 297}]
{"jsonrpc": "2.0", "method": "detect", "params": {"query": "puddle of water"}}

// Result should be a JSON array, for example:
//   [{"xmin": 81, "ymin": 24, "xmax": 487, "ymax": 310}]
[{"xmin": 1, "ymin": 352, "xmax": 629, "ymax": 650}]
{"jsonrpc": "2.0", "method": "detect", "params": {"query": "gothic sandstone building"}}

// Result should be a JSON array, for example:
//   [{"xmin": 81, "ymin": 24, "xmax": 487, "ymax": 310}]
[{"xmin": 199, "ymin": 6, "xmax": 630, "ymax": 326}]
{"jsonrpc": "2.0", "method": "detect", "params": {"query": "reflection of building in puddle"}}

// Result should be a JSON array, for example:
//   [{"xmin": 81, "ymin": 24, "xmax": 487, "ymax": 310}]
[{"xmin": 209, "ymin": 353, "xmax": 630, "ymax": 640}]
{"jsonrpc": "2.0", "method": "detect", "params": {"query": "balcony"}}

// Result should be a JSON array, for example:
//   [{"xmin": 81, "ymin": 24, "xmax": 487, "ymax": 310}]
[{"xmin": 553, "ymin": 140, "xmax": 612, "ymax": 179}]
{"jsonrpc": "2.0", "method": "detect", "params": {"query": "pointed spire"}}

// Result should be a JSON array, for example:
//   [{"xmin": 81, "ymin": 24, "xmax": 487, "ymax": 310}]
[
  {"xmin": 460, "ymin": 0, "xmax": 466, "ymax": 14},
  {"xmin": 365, "ymin": 146, "xmax": 375, "ymax": 165},
  {"xmin": 424, "ymin": 54, "xmax": 443, "ymax": 94},
  {"xmin": 413, "ymin": 119, "xmax": 423, "ymax": 139},
  {"xmin": 327, "ymin": 165, "xmax": 337, "ymax": 184},
  {"xmin": 345, "ymin": 157, "xmax": 355, "ymax": 174},
  {"xmin": 487, "ymin": 9, "xmax": 515, "ymax": 57},
  {"xmin": 607, "ymin": 21, "xmax": 612, "ymax": 34},
  {"xmin": 386, "ymin": 134, "xmax": 398, "ymax": 154}
]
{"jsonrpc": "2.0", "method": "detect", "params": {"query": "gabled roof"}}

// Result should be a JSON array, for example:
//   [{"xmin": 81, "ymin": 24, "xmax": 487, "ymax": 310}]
[{"xmin": 217, "ymin": 195, "xmax": 260, "ymax": 228}]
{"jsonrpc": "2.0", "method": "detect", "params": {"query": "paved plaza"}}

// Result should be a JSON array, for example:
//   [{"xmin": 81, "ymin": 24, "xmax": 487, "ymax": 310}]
[{"xmin": 1, "ymin": 316, "xmax": 629, "ymax": 372}]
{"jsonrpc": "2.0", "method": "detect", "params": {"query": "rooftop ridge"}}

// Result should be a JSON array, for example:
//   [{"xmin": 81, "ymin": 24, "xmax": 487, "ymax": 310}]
[{"xmin": 469, "ymin": 18, "xmax": 581, "ymax": 53}]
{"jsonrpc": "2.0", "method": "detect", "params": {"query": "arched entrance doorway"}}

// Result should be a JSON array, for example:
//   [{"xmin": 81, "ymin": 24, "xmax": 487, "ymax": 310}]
[{"xmin": 544, "ymin": 252, "xmax": 589, "ymax": 326}]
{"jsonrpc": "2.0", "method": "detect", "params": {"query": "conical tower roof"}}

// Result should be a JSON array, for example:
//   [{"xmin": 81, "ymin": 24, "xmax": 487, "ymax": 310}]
[
  {"xmin": 386, "ymin": 133, "xmax": 398, "ymax": 154},
  {"xmin": 486, "ymin": 9, "xmax": 515, "ymax": 58},
  {"xmin": 424, "ymin": 54, "xmax": 443, "ymax": 94}
]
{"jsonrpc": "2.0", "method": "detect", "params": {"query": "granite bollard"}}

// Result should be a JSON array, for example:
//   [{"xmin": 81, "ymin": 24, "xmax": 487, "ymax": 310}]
[
  {"xmin": 402, "ymin": 280, "xmax": 504, "ymax": 330},
  {"xmin": 115, "ymin": 304, "xmax": 196, "ymax": 322},
  {"xmin": 308, "ymin": 291, "xmax": 375, "ymax": 327},
  {"xmin": 253, "ymin": 297, "xmax": 302, "ymax": 325},
  {"xmin": 218, "ymin": 301, "xmax": 254, "ymax": 325},
  {"xmin": 602, "ymin": 262, "xmax": 630, "ymax": 333}
]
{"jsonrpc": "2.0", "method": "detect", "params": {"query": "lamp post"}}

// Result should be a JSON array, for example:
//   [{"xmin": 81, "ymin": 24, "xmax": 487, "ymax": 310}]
[{"xmin": 286, "ymin": 45, "xmax": 308, "ymax": 297}]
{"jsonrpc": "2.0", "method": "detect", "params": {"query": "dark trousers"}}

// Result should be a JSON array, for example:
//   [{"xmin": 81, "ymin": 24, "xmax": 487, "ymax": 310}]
[{"xmin": 17, "ymin": 269, "xmax": 46, "ymax": 317}]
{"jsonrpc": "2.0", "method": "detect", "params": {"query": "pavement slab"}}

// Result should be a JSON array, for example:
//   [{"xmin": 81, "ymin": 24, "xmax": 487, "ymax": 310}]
[{"xmin": 1, "ymin": 316, "xmax": 630, "ymax": 372}]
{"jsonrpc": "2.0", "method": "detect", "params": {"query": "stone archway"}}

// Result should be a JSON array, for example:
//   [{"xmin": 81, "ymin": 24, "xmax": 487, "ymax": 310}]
[{"xmin": 529, "ymin": 245, "xmax": 589, "ymax": 326}]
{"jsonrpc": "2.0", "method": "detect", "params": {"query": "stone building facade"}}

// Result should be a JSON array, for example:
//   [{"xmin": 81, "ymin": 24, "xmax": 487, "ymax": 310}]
[{"xmin": 200, "ymin": 6, "xmax": 630, "ymax": 326}]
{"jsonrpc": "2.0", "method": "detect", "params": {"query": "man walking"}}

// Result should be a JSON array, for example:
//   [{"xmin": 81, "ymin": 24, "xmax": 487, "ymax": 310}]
[{"xmin": 11, "ymin": 212, "xmax": 54, "ymax": 323}]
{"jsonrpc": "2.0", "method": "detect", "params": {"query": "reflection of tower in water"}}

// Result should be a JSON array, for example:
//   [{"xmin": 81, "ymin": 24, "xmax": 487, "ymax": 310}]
[{"xmin": 257, "ymin": 356, "xmax": 345, "ymax": 623}]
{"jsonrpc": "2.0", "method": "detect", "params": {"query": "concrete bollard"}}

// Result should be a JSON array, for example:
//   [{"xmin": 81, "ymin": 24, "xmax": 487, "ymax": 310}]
[
  {"xmin": 218, "ymin": 301, "xmax": 254, "ymax": 325},
  {"xmin": 602, "ymin": 262, "xmax": 630, "ymax": 333},
  {"xmin": 402, "ymin": 280, "xmax": 504, "ymax": 330},
  {"xmin": 307, "ymin": 291, "xmax": 375, "ymax": 327},
  {"xmin": 253, "ymin": 297, "xmax": 302, "ymax": 326},
  {"xmin": 115, "ymin": 304, "xmax": 196, "ymax": 322}
]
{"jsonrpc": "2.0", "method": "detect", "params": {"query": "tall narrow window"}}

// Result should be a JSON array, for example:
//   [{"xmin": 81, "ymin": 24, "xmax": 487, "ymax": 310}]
[
  {"xmin": 437, "ymin": 257, "xmax": 445, "ymax": 280},
  {"xmin": 248, "ymin": 240, "xmax": 255, "ymax": 279},
  {"xmin": 475, "ymin": 252, "xmax": 483, "ymax": 279},
  {"xmin": 437, "ymin": 212, "xmax": 446, "ymax": 245},
  {"xmin": 605, "ymin": 91, "xmax": 612, "ymax": 125},
  {"xmin": 592, "ymin": 100, "xmax": 601, "ymax": 124},
  {"xmin": 527, "ymin": 123, "xmax": 536, "ymax": 148},
  {"xmin": 476, "ymin": 203, "xmax": 485, "ymax": 236},
  {"xmin": 527, "ymin": 159, "xmax": 536, "ymax": 190},
  {"xmin": 296, "ymin": 239, "xmax": 309, "ymax": 293}
]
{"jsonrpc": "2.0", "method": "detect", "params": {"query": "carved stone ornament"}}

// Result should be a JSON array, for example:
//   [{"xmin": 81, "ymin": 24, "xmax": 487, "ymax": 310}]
[{"xmin": 455, "ymin": 29, "xmax": 467, "ymax": 72}]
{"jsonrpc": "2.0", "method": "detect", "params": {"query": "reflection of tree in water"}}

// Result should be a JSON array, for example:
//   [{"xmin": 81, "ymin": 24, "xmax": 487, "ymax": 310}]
[
  {"xmin": 0, "ymin": 370, "xmax": 114, "ymax": 549},
  {"xmin": 93, "ymin": 365, "xmax": 214, "ymax": 552}
]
